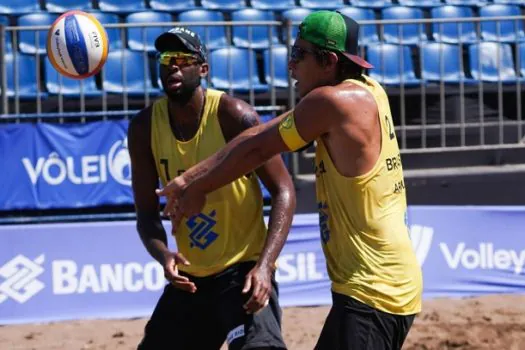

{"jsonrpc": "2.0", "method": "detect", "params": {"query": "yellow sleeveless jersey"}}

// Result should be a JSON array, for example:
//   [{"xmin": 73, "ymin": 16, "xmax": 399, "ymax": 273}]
[
  {"xmin": 315, "ymin": 76, "xmax": 422, "ymax": 315},
  {"xmin": 150, "ymin": 89, "xmax": 267, "ymax": 277}
]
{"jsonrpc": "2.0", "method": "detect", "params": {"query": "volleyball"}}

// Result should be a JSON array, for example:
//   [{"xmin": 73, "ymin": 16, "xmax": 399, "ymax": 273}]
[{"xmin": 46, "ymin": 10, "xmax": 109, "ymax": 79}]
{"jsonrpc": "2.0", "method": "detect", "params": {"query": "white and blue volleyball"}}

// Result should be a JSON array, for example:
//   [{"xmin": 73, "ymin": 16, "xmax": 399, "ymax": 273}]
[{"xmin": 47, "ymin": 10, "xmax": 108, "ymax": 79}]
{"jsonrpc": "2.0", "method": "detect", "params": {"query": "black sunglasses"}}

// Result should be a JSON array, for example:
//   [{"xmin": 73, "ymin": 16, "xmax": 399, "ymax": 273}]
[{"xmin": 290, "ymin": 45, "xmax": 319, "ymax": 63}]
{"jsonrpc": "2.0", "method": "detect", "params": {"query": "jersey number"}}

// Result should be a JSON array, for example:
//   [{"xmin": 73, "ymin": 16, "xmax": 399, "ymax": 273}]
[
  {"xmin": 160, "ymin": 159, "xmax": 185, "ymax": 180},
  {"xmin": 160, "ymin": 159, "xmax": 171, "ymax": 180},
  {"xmin": 385, "ymin": 115, "xmax": 395, "ymax": 141}
]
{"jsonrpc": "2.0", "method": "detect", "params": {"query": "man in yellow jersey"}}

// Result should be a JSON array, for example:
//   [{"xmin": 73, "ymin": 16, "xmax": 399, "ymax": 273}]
[
  {"xmin": 128, "ymin": 27, "xmax": 295, "ymax": 350},
  {"xmin": 156, "ymin": 11, "xmax": 423, "ymax": 350}
]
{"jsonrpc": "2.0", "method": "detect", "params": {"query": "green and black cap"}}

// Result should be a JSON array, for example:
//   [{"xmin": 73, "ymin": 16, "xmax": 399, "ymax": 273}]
[{"xmin": 298, "ymin": 10, "xmax": 373, "ymax": 69}]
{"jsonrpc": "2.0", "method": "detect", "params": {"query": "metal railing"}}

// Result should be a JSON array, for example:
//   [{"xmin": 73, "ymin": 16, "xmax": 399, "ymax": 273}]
[{"xmin": 1, "ymin": 15, "xmax": 524, "ymax": 174}]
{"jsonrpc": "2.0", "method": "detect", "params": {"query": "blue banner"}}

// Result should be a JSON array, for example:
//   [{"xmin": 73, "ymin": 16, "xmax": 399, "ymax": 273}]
[
  {"xmin": 1, "ymin": 207, "xmax": 525, "ymax": 325},
  {"xmin": 0, "ymin": 120, "xmax": 275, "ymax": 210},
  {"xmin": 0, "ymin": 121, "xmax": 132, "ymax": 210},
  {"xmin": 407, "ymin": 206, "xmax": 525, "ymax": 298}
]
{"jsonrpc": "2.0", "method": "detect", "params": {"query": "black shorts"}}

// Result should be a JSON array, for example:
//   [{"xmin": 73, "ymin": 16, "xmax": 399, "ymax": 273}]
[
  {"xmin": 315, "ymin": 292, "xmax": 416, "ymax": 350},
  {"xmin": 138, "ymin": 261, "xmax": 286, "ymax": 350}
]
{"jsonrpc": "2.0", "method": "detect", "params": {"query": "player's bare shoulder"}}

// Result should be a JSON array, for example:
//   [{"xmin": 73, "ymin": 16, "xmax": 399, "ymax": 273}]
[
  {"xmin": 128, "ymin": 105, "xmax": 154, "ymax": 147},
  {"xmin": 339, "ymin": 80, "xmax": 377, "ymax": 114},
  {"xmin": 129, "ymin": 105, "xmax": 153, "ymax": 133},
  {"xmin": 217, "ymin": 93, "xmax": 261, "ymax": 141}
]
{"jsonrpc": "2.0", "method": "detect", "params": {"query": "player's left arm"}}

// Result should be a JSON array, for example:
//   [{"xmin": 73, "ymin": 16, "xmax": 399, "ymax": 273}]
[
  {"xmin": 218, "ymin": 95, "xmax": 296, "ymax": 312},
  {"xmin": 219, "ymin": 95, "xmax": 296, "ymax": 267}
]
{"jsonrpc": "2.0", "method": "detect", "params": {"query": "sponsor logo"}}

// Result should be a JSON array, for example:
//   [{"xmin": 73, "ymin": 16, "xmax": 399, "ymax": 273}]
[
  {"xmin": 52, "ymin": 260, "xmax": 164, "ymax": 294},
  {"xmin": 187, "ymin": 211, "xmax": 219, "ymax": 250},
  {"xmin": 0, "ymin": 255, "xmax": 45, "ymax": 304},
  {"xmin": 409, "ymin": 225, "xmax": 434, "ymax": 266},
  {"xmin": 0, "ymin": 255, "xmax": 165, "ymax": 302},
  {"xmin": 21, "ymin": 138, "xmax": 131, "ymax": 186},
  {"xmin": 276, "ymin": 252, "xmax": 324, "ymax": 283},
  {"xmin": 226, "ymin": 325, "xmax": 245, "ymax": 345},
  {"xmin": 440, "ymin": 243, "xmax": 525, "ymax": 274},
  {"xmin": 318, "ymin": 202, "xmax": 330, "ymax": 244},
  {"xmin": 108, "ymin": 138, "xmax": 131, "ymax": 186},
  {"xmin": 409, "ymin": 225, "xmax": 525, "ymax": 274}
]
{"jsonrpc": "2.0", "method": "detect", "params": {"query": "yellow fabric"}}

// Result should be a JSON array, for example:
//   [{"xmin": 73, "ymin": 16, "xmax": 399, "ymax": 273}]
[
  {"xmin": 278, "ymin": 112, "xmax": 307, "ymax": 151},
  {"xmin": 150, "ymin": 89, "xmax": 267, "ymax": 277},
  {"xmin": 315, "ymin": 76, "xmax": 422, "ymax": 315}
]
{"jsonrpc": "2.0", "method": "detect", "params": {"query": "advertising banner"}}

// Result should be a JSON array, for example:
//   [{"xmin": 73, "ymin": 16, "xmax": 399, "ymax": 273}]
[
  {"xmin": 1, "ymin": 207, "xmax": 524, "ymax": 325},
  {"xmin": 0, "ymin": 120, "xmax": 275, "ymax": 210},
  {"xmin": 0, "ymin": 121, "xmax": 132, "ymax": 210}
]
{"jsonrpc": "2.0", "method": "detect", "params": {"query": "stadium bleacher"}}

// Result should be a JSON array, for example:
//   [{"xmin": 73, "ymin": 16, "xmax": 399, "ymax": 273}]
[
  {"xmin": 430, "ymin": 5, "xmax": 478, "ymax": 43},
  {"xmin": 17, "ymin": 13, "xmax": 57, "ymax": 55},
  {"xmin": 0, "ymin": 0, "xmax": 524, "ymax": 218},
  {"xmin": 0, "ymin": 0, "xmax": 523, "ymax": 102},
  {"xmin": 178, "ymin": 9, "xmax": 229, "ymax": 49},
  {"xmin": 125, "ymin": 11, "xmax": 173, "ymax": 52},
  {"xmin": 420, "ymin": 42, "xmax": 475, "ymax": 83}
]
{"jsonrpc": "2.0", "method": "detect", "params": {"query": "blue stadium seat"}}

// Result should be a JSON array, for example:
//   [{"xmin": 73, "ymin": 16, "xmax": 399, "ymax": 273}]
[
  {"xmin": 17, "ymin": 13, "xmax": 57, "ymax": 55},
  {"xmin": 251, "ymin": 0, "xmax": 296, "ymax": 11},
  {"xmin": 349, "ymin": 0, "xmax": 393, "ymax": 9},
  {"xmin": 5, "ymin": 54, "xmax": 47, "ymax": 99},
  {"xmin": 444, "ymin": 0, "xmax": 488, "ymax": 6},
  {"xmin": 209, "ymin": 48, "xmax": 267, "ymax": 92},
  {"xmin": 126, "ymin": 11, "xmax": 173, "ymax": 52},
  {"xmin": 382, "ymin": 6, "xmax": 427, "ymax": 45},
  {"xmin": 98, "ymin": 0, "xmax": 147, "ymax": 13},
  {"xmin": 201, "ymin": 0, "xmax": 247, "ymax": 10},
  {"xmin": 0, "ymin": 15, "xmax": 12, "ymax": 53},
  {"xmin": 45, "ymin": 0, "xmax": 94, "ymax": 12},
  {"xmin": 338, "ymin": 7, "xmax": 379, "ymax": 43},
  {"xmin": 398, "ymin": 0, "xmax": 441, "ymax": 7},
  {"xmin": 421, "ymin": 43, "xmax": 475, "ymax": 84},
  {"xmin": 298, "ymin": 0, "xmax": 344, "ymax": 10},
  {"xmin": 469, "ymin": 43, "xmax": 517, "ymax": 83},
  {"xmin": 103, "ymin": 50, "xmax": 160, "ymax": 95},
  {"xmin": 281, "ymin": 8, "xmax": 312, "ymax": 43},
  {"xmin": 178, "ymin": 10, "xmax": 229, "ymax": 49},
  {"xmin": 493, "ymin": 0, "xmax": 525, "ymax": 4},
  {"xmin": 367, "ymin": 44, "xmax": 420, "ymax": 86},
  {"xmin": 0, "ymin": 0, "xmax": 40, "ymax": 14},
  {"xmin": 150, "ymin": 0, "xmax": 197, "ymax": 11},
  {"xmin": 89, "ymin": 12, "xmax": 124, "ymax": 50},
  {"xmin": 520, "ymin": 43, "xmax": 525, "ymax": 78},
  {"xmin": 431, "ymin": 6, "xmax": 477, "ymax": 44},
  {"xmin": 231, "ymin": 9, "xmax": 280, "ymax": 49},
  {"xmin": 480, "ymin": 5, "xmax": 525, "ymax": 43},
  {"xmin": 44, "ymin": 59, "xmax": 101, "ymax": 97},
  {"xmin": 263, "ymin": 45, "xmax": 289, "ymax": 88}
]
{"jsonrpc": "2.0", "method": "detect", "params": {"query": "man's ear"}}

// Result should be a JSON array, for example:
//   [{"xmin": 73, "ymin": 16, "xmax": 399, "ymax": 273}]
[
  {"xmin": 327, "ymin": 51, "xmax": 339, "ymax": 68},
  {"xmin": 200, "ymin": 63, "xmax": 209, "ymax": 78}
]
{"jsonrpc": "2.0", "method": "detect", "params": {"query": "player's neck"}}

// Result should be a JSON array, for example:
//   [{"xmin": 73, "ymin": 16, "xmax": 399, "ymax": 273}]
[{"xmin": 168, "ymin": 87, "xmax": 205, "ymax": 125}]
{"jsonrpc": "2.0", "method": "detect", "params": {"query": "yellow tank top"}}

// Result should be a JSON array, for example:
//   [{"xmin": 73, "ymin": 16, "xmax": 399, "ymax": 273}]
[
  {"xmin": 150, "ymin": 89, "xmax": 267, "ymax": 277},
  {"xmin": 315, "ymin": 76, "xmax": 422, "ymax": 315}
]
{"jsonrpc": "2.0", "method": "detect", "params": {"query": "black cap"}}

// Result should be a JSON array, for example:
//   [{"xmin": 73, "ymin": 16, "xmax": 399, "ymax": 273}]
[{"xmin": 154, "ymin": 27, "xmax": 207, "ymax": 62}]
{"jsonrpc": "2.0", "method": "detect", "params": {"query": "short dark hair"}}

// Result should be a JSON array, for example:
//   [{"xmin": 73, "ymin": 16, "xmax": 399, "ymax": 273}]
[{"xmin": 312, "ymin": 46, "xmax": 364, "ymax": 81}]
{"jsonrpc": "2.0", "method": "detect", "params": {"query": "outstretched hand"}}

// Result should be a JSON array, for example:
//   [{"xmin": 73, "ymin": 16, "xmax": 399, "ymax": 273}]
[{"xmin": 156, "ymin": 176, "xmax": 206, "ymax": 233}]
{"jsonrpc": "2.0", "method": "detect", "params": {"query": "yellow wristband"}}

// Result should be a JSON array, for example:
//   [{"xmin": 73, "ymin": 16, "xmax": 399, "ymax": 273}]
[{"xmin": 278, "ymin": 113, "xmax": 307, "ymax": 151}]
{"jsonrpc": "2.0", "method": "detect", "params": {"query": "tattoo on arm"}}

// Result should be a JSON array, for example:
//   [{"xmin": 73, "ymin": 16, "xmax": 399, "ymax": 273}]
[{"xmin": 239, "ymin": 111, "xmax": 259, "ymax": 130}]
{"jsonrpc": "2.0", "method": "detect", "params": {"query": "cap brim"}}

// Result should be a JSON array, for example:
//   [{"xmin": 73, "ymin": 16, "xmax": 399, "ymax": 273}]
[{"xmin": 342, "ymin": 52, "xmax": 373, "ymax": 69}]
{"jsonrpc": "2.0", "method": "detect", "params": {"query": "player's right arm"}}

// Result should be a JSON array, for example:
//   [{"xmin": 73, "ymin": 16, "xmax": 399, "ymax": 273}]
[{"xmin": 128, "ymin": 107, "xmax": 196, "ymax": 293}]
